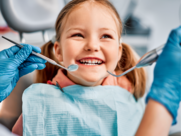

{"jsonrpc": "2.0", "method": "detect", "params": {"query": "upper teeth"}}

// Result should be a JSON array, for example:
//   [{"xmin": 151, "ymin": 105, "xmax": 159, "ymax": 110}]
[{"xmin": 80, "ymin": 59, "xmax": 102, "ymax": 65}]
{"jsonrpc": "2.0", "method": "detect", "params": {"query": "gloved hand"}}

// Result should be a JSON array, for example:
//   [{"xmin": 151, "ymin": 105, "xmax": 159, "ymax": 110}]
[
  {"xmin": 146, "ymin": 26, "xmax": 181, "ymax": 125},
  {"xmin": 0, "ymin": 44, "xmax": 46, "ymax": 102}
]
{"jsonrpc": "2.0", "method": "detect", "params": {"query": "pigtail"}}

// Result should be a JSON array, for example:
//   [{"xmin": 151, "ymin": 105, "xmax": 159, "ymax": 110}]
[
  {"xmin": 35, "ymin": 41, "xmax": 60, "ymax": 83},
  {"xmin": 115, "ymin": 43, "xmax": 146, "ymax": 99}
]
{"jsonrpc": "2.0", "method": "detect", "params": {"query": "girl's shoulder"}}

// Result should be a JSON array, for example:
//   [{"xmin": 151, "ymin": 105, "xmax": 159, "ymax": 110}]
[
  {"xmin": 25, "ymin": 83, "xmax": 52, "ymax": 90},
  {"xmin": 103, "ymin": 71, "xmax": 133, "ymax": 93},
  {"xmin": 116, "ymin": 75, "xmax": 133, "ymax": 94},
  {"xmin": 23, "ymin": 83, "xmax": 57, "ymax": 98}
]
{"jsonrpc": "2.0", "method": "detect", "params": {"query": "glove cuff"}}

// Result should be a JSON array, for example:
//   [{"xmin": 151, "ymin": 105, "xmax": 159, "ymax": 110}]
[
  {"xmin": 0, "ymin": 94, "xmax": 6, "ymax": 102},
  {"xmin": 146, "ymin": 84, "xmax": 180, "ymax": 125}
]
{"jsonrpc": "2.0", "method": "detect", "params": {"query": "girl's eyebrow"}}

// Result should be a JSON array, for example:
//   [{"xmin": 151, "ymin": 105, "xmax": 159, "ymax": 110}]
[
  {"xmin": 99, "ymin": 28, "xmax": 117, "ymax": 34},
  {"xmin": 66, "ymin": 27, "xmax": 85, "ymax": 33},
  {"xmin": 66, "ymin": 27, "xmax": 117, "ymax": 34}
]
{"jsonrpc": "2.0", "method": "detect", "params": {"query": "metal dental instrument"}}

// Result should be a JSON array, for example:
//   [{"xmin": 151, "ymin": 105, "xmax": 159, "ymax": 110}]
[
  {"xmin": 107, "ymin": 44, "xmax": 165, "ymax": 77},
  {"xmin": 2, "ymin": 36, "xmax": 78, "ymax": 72}
]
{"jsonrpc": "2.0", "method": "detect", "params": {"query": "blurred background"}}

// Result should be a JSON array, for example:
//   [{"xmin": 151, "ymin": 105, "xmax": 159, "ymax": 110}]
[{"xmin": 0, "ymin": 0, "xmax": 180, "ymax": 135}]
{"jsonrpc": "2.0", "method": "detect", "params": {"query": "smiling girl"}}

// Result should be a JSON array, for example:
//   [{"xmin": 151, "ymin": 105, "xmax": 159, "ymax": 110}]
[{"xmin": 12, "ymin": 0, "xmax": 146, "ymax": 135}]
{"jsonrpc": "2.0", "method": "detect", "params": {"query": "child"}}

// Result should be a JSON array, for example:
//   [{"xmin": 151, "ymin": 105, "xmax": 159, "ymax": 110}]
[{"xmin": 12, "ymin": 0, "xmax": 146, "ymax": 135}]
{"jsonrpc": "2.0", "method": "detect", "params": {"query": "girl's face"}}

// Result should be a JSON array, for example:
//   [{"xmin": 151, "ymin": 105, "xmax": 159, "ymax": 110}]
[{"xmin": 54, "ymin": 2, "xmax": 122, "ymax": 86}]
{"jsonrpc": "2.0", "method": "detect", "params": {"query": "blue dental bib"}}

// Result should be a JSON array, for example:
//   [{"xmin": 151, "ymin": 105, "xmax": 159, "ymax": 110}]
[{"xmin": 22, "ymin": 84, "xmax": 145, "ymax": 136}]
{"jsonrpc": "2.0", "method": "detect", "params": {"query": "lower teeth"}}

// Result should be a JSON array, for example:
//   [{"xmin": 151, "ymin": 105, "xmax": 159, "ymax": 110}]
[
  {"xmin": 85, "ymin": 64, "xmax": 97, "ymax": 65},
  {"xmin": 81, "ymin": 63, "xmax": 100, "ymax": 65}
]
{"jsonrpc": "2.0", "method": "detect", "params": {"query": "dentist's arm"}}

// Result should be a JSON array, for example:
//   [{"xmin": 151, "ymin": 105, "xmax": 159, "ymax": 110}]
[
  {"xmin": 136, "ymin": 99, "xmax": 172, "ymax": 136},
  {"xmin": 136, "ymin": 26, "xmax": 181, "ymax": 136},
  {"xmin": 0, "ymin": 44, "xmax": 46, "ymax": 102}
]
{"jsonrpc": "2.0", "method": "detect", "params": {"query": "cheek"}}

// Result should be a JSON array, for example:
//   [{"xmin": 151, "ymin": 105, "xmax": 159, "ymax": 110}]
[
  {"xmin": 61, "ymin": 40, "xmax": 81, "ymax": 66},
  {"xmin": 104, "ymin": 43, "xmax": 120, "ymax": 68}
]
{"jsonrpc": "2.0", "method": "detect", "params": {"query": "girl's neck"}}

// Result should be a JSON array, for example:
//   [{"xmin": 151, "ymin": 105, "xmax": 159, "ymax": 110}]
[{"xmin": 62, "ymin": 69, "xmax": 104, "ymax": 86}]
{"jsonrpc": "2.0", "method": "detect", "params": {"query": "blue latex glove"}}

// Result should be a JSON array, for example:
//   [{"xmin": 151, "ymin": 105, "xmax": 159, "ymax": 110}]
[
  {"xmin": 146, "ymin": 26, "xmax": 181, "ymax": 125},
  {"xmin": 0, "ymin": 44, "xmax": 46, "ymax": 102}
]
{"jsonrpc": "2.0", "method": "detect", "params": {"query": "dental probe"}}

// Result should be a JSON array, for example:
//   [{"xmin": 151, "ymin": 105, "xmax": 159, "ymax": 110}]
[
  {"xmin": 107, "ymin": 44, "xmax": 165, "ymax": 77},
  {"xmin": 2, "ymin": 36, "xmax": 78, "ymax": 72}
]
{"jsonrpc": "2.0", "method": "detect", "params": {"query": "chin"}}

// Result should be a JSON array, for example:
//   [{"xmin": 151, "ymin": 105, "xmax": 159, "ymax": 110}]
[
  {"xmin": 80, "ymin": 75, "xmax": 106, "ymax": 86},
  {"xmin": 68, "ymin": 71, "xmax": 107, "ymax": 86}
]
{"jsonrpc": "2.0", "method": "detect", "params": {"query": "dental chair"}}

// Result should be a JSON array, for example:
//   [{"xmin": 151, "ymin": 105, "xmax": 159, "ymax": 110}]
[
  {"xmin": 0, "ymin": 0, "xmax": 65, "ymax": 130},
  {"xmin": 0, "ymin": 0, "xmax": 65, "ymax": 42}
]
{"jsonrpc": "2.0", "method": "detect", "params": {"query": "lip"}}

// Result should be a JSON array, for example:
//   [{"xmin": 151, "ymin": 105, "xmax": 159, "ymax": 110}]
[
  {"xmin": 77, "ymin": 57, "xmax": 105, "ymax": 62},
  {"xmin": 76, "ymin": 57, "xmax": 105, "ymax": 67},
  {"xmin": 76, "ymin": 61, "xmax": 104, "ymax": 67}
]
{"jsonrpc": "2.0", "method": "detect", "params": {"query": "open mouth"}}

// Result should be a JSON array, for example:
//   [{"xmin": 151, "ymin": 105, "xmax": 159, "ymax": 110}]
[{"xmin": 78, "ymin": 59, "xmax": 104, "ymax": 65}]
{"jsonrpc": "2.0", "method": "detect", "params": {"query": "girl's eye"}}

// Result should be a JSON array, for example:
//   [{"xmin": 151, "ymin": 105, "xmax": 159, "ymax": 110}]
[
  {"xmin": 102, "ymin": 34, "xmax": 112, "ymax": 39},
  {"xmin": 72, "ymin": 33, "xmax": 84, "ymax": 38}
]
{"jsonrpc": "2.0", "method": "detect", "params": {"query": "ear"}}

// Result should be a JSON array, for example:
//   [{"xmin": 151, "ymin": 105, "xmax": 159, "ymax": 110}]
[
  {"xmin": 54, "ymin": 41, "xmax": 63, "ymax": 62},
  {"xmin": 118, "ymin": 43, "xmax": 122, "ymax": 61}
]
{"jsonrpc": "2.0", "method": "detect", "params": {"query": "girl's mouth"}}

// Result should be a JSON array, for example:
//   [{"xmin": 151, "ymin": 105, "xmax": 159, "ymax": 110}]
[{"xmin": 77, "ymin": 58, "xmax": 104, "ymax": 65}]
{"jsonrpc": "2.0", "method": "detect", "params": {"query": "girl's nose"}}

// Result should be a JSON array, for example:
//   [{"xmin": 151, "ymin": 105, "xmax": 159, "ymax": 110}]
[{"xmin": 84, "ymin": 39, "xmax": 100, "ymax": 52}]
